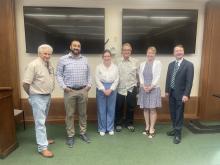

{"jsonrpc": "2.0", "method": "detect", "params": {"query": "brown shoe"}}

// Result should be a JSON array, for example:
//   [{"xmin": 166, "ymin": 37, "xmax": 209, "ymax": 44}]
[
  {"xmin": 40, "ymin": 149, "xmax": 54, "ymax": 158},
  {"xmin": 48, "ymin": 139, "xmax": 55, "ymax": 145}
]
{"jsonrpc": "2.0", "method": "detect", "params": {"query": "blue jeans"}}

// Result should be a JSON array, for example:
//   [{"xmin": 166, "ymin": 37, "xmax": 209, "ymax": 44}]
[
  {"xmin": 96, "ymin": 83, "xmax": 117, "ymax": 132},
  {"xmin": 28, "ymin": 94, "xmax": 51, "ymax": 152}
]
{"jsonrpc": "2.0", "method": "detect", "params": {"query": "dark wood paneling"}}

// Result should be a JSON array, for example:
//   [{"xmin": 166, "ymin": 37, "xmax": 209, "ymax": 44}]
[
  {"xmin": 0, "ymin": 0, "xmax": 20, "ymax": 108},
  {"xmin": 21, "ymin": 97, "xmax": 198, "ymax": 123},
  {"xmin": 0, "ymin": 88, "xmax": 18, "ymax": 158},
  {"xmin": 198, "ymin": 1, "xmax": 220, "ymax": 120}
]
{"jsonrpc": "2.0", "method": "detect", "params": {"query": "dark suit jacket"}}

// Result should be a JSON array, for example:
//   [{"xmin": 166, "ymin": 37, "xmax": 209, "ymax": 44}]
[{"xmin": 165, "ymin": 59, "xmax": 194, "ymax": 100}]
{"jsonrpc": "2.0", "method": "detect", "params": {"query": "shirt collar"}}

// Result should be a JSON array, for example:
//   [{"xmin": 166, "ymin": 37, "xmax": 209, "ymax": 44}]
[
  {"xmin": 122, "ymin": 56, "xmax": 132, "ymax": 62},
  {"xmin": 38, "ymin": 57, "xmax": 48, "ymax": 66},
  {"xmin": 102, "ymin": 62, "xmax": 112, "ymax": 68},
  {"xmin": 68, "ymin": 52, "xmax": 82, "ymax": 59},
  {"xmin": 176, "ymin": 58, "xmax": 183, "ymax": 66}
]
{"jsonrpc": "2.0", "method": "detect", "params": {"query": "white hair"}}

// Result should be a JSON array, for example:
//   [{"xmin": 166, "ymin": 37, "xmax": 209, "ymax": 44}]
[{"xmin": 38, "ymin": 44, "xmax": 53, "ymax": 54}]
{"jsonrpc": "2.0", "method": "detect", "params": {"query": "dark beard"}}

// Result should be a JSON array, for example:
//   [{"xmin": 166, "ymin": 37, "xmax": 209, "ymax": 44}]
[{"xmin": 71, "ymin": 49, "xmax": 80, "ymax": 55}]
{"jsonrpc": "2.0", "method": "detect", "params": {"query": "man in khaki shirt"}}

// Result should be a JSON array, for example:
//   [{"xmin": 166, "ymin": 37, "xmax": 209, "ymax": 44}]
[
  {"xmin": 115, "ymin": 43, "xmax": 139, "ymax": 132},
  {"xmin": 23, "ymin": 44, "xmax": 55, "ymax": 158}
]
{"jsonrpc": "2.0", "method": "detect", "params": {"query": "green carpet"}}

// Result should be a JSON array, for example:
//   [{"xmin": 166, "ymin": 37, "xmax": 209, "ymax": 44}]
[{"xmin": 1, "ymin": 123, "xmax": 220, "ymax": 165}]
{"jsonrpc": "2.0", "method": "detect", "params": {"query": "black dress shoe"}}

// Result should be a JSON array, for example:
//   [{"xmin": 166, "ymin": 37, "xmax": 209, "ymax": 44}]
[
  {"xmin": 167, "ymin": 130, "xmax": 175, "ymax": 136},
  {"xmin": 80, "ymin": 134, "xmax": 91, "ymax": 143},
  {"xmin": 115, "ymin": 125, "xmax": 122, "ymax": 132},
  {"xmin": 66, "ymin": 136, "xmax": 74, "ymax": 148},
  {"xmin": 173, "ymin": 136, "xmax": 181, "ymax": 144}
]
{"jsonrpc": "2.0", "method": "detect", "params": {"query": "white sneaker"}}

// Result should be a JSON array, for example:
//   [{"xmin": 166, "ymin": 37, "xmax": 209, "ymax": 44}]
[
  {"xmin": 99, "ymin": 132, "xmax": 105, "ymax": 136},
  {"xmin": 109, "ymin": 131, "xmax": 114, "ymax": 135}
]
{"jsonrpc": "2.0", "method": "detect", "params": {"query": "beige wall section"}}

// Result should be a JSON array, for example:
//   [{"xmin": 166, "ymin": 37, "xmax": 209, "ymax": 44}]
[{"xmin": 15, "ymin": 0, "xmax": 206, "ymax": 98}]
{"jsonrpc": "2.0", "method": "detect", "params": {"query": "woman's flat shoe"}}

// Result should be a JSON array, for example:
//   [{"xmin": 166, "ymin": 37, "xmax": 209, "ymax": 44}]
[
  {"xmin": 148, "ymin": 131, "xmax": 156, "ymax": 138},
  {"xmin": 142, "ymin": 130, "xmax": 149, "ymax": 135}
]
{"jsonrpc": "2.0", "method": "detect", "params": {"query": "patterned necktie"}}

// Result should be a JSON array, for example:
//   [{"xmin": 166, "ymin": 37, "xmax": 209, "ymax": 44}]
[{"xmin": 170, "ymin": 61, "xmax": 179, "ymax": 89}]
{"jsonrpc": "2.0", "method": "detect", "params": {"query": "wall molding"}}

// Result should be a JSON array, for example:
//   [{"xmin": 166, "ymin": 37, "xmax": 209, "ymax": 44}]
[{"xmin": 21, "ymin": 97, "xmax": 198, "ymax": 123}]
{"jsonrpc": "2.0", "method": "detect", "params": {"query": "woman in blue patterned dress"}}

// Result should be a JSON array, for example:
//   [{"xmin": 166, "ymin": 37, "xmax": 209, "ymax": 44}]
[{"xmin": 138, "ymin": 47, "xmax": 162, "ymax": 138}]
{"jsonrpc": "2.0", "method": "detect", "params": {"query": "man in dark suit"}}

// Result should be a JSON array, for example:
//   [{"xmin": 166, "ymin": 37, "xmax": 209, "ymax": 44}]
[{"xmin": 165, "ymin": 44, "xmax": 194, "ymax": 144}]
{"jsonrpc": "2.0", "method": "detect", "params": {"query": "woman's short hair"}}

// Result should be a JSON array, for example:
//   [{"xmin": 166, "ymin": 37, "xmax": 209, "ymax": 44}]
[
  {"xmin": 122, "ymin": 43, "xmax": 132, "ymax": 51},
  {"xmin": 147, "ymin": 46, "xmax": 157, "ymax": 54}
]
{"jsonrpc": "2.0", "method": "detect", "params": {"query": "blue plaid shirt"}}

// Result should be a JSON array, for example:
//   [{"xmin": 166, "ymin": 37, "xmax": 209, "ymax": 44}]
[{"xmin": 56, "ymin": 53, "xmax": 92, "ymax": 89}]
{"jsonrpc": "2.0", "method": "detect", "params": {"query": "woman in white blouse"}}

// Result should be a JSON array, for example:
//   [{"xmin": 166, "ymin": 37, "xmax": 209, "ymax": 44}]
[
  {"xmin": 95, "ymin": 50, "xmax": 119, "ymax": 136},
  {"xmin": 138, "ymin": 46, "xmax": 162, "ymax": 138}
]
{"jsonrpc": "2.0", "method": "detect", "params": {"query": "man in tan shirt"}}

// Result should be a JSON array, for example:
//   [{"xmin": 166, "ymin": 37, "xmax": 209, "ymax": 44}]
[{"xmin": 23, "ymin": 44, "xmax": 55, "ymax": 158}]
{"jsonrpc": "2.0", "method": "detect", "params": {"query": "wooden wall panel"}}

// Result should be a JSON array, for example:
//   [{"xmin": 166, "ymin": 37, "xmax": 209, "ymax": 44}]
[
  {"xmin": 198, "ymin": 1, "xmax": 220, "ymax": 120},
  {"xmin": 0, "ymin": 0, "xmax": 20, "ymax": 108},
  {"xmin": 21, "ymin": 97, "xmax": 198, "ymax": 123},
  {"xmin": 0, "ymin": 88, "xmax": 18, "ymax": 158}
]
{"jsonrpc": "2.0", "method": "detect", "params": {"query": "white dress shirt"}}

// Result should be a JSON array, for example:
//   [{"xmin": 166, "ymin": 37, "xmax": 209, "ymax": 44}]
[
  {"xmin": 176, "ymin": 58, "xmax": 184, "ymax": 67},
  {"xmin": 95, "ymin": 62, "xmax": 119, "ymax": 91}
]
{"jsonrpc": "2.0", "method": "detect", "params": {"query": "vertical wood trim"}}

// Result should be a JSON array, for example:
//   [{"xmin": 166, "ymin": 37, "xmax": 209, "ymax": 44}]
[
  {"xmin": 0, "ymin": 0, "xmax": 20, "ymax": 108},
  {"xmin": 9, "ymin": 0, "xmax": 21, "ymax": 108},
  {"xmin": 198, "ymin": 1, "xmax": 220, "ymax": 119}
]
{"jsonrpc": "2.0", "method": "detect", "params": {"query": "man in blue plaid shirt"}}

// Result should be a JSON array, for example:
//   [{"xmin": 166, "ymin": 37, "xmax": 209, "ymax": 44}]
[{"xmin": 56, "ymin": 40, "xmax": 92, "ymax": 148}]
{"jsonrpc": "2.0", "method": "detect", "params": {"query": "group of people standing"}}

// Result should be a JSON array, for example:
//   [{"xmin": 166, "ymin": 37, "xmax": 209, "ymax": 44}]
[{"xmin": 23, "ymin": 40, "xmax": 194, "ymax": 158}]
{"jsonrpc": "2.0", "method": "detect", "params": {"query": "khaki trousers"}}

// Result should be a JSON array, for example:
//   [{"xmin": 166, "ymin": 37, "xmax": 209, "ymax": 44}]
[{"xmin": 64, "ymin": 89, "xmax": 88, "ymax": 137}]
